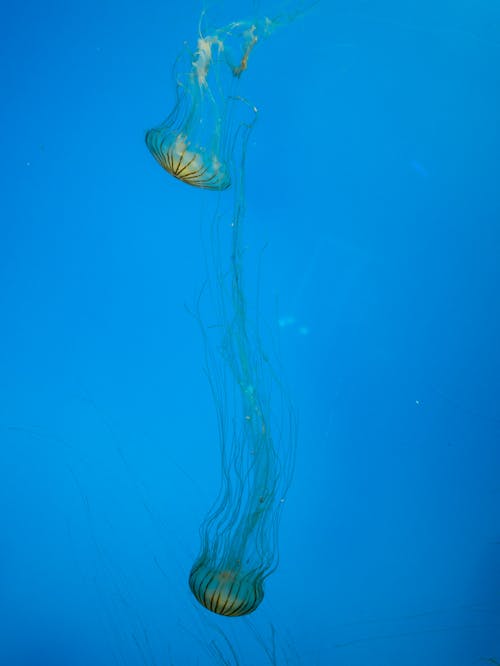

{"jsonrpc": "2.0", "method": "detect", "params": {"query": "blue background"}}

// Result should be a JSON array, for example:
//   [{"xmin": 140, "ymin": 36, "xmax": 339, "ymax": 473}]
[{"xmin": 1, "ymin": 0, "xmax": 499, "ymax": 664}]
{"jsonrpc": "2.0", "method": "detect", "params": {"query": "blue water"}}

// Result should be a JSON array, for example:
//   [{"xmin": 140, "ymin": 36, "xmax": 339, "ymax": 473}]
[{"xmin": 1, "ymin": 1, "xmax": 499, "ymax": 664}]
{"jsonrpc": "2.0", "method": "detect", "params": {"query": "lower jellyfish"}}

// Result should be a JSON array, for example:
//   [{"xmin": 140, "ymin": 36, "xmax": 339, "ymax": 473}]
[{"xmin": 146, "ymin": 5, "xmax": 300, "ymax": 616}]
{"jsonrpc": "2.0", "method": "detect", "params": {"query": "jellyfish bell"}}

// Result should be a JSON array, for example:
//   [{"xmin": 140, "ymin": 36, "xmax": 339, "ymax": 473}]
[
  {"xmin": 189, "ymin": 563, "xmax": 264, "ymax": 617},
  {"xmin": 145, "ymin": 128, "xmax": 231, "ymax": 190}
]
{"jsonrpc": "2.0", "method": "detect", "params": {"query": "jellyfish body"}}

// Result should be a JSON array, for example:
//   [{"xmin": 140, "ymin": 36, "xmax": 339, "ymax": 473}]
[
  {"xmin": 146, "ymin": 8, "xmax": 298, "ymax": 617},
  {"xmin": 145, "ymin": 18, "xmax": 271, "ymax": 191},
  {"xmin": 145, "ymin": 32, "xmax": 231, "ymax": 190}
]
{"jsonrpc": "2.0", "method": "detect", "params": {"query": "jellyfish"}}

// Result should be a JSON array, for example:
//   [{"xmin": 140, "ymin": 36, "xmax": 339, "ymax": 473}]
[
  {"xmin": 145, "ymin": 15, "xmax": 268, "ymax": 191},
  {"xmin": 145, "ymin": 2, "xmax": 311, "ymax": 191},
  {"xmin": 146, "ymin": 5, "xmax": 302, "ymax": 617}
]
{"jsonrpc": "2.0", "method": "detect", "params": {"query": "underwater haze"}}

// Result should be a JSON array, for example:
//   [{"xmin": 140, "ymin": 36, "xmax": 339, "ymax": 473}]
[{"xmin": 1, "ymin": 0, "xmax": 500, "ymax": 664}]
